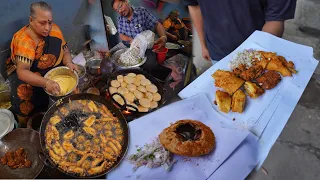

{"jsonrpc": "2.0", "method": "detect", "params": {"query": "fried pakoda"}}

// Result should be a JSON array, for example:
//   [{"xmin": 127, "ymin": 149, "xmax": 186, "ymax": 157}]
[
  {"xmin": 277, "ymin": 56, "xmax": 297, "ymax": 74},
  {"xmin": 244, "ymin": 81, "xmax": 264, "ymax": 99},
  {"xmin": 231, "ymin": 89, "xmax": 246, "ymax": 113},
  {"xmin": 258, "ymin": 51, "xmax": 277, "ymax": 59},
  {"xmin": 212, "ymin": 70, "xmax": 245, "ymax": 95},
  {"xmin": 256, "ymin": 71, "xmax": 281, "ymax": 90},
  {"xmin": 266, "ymin": 57, "xmax": 292, "ymax": 76},
  {"xmin": 83, "ymin": 115, "xmax": 96, "ymax": 127},
  {"xmin": 233, "ymin": 65, "xmax": 263, "ymax": 81},
  {"xmin": 215, "ymin": 90, "xmax": 232, "ymax": 113}
]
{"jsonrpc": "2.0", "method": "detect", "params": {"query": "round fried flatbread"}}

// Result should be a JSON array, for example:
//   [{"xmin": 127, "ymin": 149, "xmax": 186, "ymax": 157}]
[
  {"xmin": 150, "ymin": 101, "xmax": 158, "ymax": 109},
  {"xmin": 109, "ymin": 87, "xmax": 117, "ymax": 95},
  {"xmin": 111, "ymin": 80, "xmax": 120, "ymax": 88},
  {"xmin": 145, "ymin": 92, "xmax": 153, "ymax": 101},
  {"xmin": 127, "ymin": 102, "xmax": 138, "ymax": 111},
  {"xmin": 140, "ymin": 79, "xmax": 151, "ymax": 86},
  {"xmin": 137, "ymin": 86, "xmax": 147, "ymax": 93},
  {"xmin": 113, "ymin": 94, "xmax": 125, "ymax": 106},
  {"xmin": 124, "ymin": 92, "xmax": 135, "ymax": 102},
  {"xmin": 138, "ymin": 106, "xmax": 149, "ymax": 112},
  {"xmin": 134, "ymin": 78, "xmax": 141, "ymax": 86},
  {"xmin": 146, "ymin": 84, "xmax": 158, "ymax": 93},
  {"xmin": 124, "ymin": 76, "xmax": 134, "ymax": 84},
  {"xmin": 136, "ymin": 74, "xmax": 146, "ymax": 80},
  {"xmin": 127, "ymin": 84, "xmax": 137, "ymax": 92},
  {"xmin": 153, "ymin": 93, "xmax": 161, "ymax": 102},
  {"xmin": 127, "ymin": 73, "xmax": 137, "ymax": 77},
  {"xmin": 134, "ymin": 90, "xmax": 143, "ymax": 100},
  {"xmin": 139, "ymin": 98, "xmax": 151, "ymax": 108},
  {"xmin": 117, "ymin": 75, "xmax": 124, "ymax": 83},
  {"xmin": 121, "ymin": 82, "xmax": 127, "ymax": 88},
  {"xmin": 118, "ymin": 87, "xmax": 129, "ymax": 95}
]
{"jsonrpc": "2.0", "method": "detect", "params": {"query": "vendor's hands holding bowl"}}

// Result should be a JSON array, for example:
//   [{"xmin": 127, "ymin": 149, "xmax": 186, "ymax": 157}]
[{"xmin": 45, "ymin": 79, "xmax": 61, "ymax": 96}]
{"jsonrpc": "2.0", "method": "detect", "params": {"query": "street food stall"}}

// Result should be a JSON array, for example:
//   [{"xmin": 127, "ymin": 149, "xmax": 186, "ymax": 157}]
[{"xmin": 0, "ymin": 1, "xmax": 318, "ymax": 180}]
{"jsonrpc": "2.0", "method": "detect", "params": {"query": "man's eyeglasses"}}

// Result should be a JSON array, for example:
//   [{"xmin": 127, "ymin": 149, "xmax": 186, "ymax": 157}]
[{"xmin": 115, "ymin": 1, "xmax": 125, "ymax": 13}]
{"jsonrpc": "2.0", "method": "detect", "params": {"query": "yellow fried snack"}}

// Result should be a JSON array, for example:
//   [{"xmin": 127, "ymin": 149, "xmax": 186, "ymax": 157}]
[
  {"xmin": 266, "ymin": 57, "xmax": 292, "ymax": 77},
  {"xmin": 88, "ymin": 101, "xmax": 98, "ymax": 112},
  {"xmin": 83, "ymin": 115, "xmax": 96, "ymax": 127},
  {"xmin": 244, "ymin": 81, "xmax": 264, "ymax": 99},
  {"xmin": 212, "ymin": 70, "xmax": 245, "ymax": 95},
  {"xmin": 215, "ymin": 90, "xmax": 231, "ymax": 113},
  {"xmin": 231, "ymin": 89, "xmax": 246, "ymax": 113},
  {"xmin": 49, "ymin": 115, "xmax": 61, "ymax": 125},
  {"xmin": 277, "ymin": 56, "xmax": 297, "ymax": 74},
  {"xmin": 63, "ymin": 130, "xmax": 74, "ymax": 140},
  {"xmin": 83, "ymin": 127, "xmax": 97, "ymax": 136}
]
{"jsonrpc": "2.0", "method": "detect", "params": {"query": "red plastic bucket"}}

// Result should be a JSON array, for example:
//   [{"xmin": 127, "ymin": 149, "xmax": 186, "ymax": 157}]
[{"xmin": 155, "ymin": 47, "xmax": 168, "ymax": 64}]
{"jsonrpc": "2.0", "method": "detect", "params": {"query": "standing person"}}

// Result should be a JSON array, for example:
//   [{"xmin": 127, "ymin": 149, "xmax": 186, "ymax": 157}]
[
  {"xmin": 111, "ymin": 0, "xmax": 167, "ymax": 51},
  {"xmin": 183, "ymin": 0, "xmax": 297, "ymax": 64},
  {"xmin": 6, "ymin": 1, "xmax": 78, "ymax": 127}
]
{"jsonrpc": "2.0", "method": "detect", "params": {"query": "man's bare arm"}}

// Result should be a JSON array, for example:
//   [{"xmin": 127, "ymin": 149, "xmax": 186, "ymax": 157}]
[{"xmin": 262, "ymin": 21, "xmax": 285, "ymax": 37}]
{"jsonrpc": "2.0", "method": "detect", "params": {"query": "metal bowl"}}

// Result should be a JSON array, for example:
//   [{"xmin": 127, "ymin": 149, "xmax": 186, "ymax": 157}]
[
  {"xmin": 86, "ymin": 58, "xmax": 102, "ymax": 75},
  {"xmin": 111, "ymin": 48, "xmax": 147, "ymax": 69},
  {"xmin": 0, "ymin": 128, "xmax": 44, "ymax": 179},
  {"xmin": 75, "ymin": 64, "xmax": 86, "ymax": 79},
  {"xmin": 44, "ymin": 66, "xmax": 79, "ymax": 97}
]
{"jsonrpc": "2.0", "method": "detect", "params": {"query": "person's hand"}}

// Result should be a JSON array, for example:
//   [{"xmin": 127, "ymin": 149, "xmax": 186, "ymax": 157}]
[
  {"xmin": 45, "ymin": 79, "xmax": 61, "ymax": 96},
  {"xmin": 202, "ymin": 47, "xmax": 211, "ymax": 61},
  {"xmin": 66, "ymin": 62, "xmax": 79, "ymax": 73},
  {"xmin": 153, "ymin": 36, "xmax": 167, "ymax": 52}
]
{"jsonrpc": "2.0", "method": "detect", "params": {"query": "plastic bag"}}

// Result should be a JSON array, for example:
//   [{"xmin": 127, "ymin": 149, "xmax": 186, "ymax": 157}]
[{"xmin": 130, "ymin": 30, "xmax": 155, "ymax": 58}]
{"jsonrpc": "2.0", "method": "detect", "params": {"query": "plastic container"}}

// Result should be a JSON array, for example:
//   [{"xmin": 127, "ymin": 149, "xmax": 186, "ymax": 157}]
[{"xmin": 155, "ymin": 47, "xmax": 168, "ymax": 64}]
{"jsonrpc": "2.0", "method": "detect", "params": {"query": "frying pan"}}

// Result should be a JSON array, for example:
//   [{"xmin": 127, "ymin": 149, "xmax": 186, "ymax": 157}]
[
  {"xmin": 39, "ymin": 93, "xmax": 129, "ymax": 178},
  {"xmin": 106, "ymin": 69, "xmax": 166, "ymax": 114},
  {"xmin": 0, "ymin": 128, "xmax": 44, "ymax": 179}
]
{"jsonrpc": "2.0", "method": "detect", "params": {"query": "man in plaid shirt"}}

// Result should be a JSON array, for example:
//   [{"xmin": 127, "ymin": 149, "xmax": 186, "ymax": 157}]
[{"xmin": 111, "ymin": 0, "xmax": 167, "ymax": 51}]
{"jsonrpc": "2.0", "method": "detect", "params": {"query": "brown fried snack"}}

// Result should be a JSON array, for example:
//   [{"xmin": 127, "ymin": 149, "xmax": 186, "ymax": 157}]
[
  {"xmin": 256, "ymin": 71, "xmax": 282, "ymax": 90},
  {"xmin": 244, "ymin": 81, "xmax": 265, "ymax": 99},
  {"xmin": 212, "ymin": 70, "xmax": 245, "ymax": 95},
  {"xmin": 215, "ymin": 90, "xmax": 231, "ymax": 113},
  {"xmin": 266, "ymin": 57, "xmax": 292, "ymax": 77},
  {"xmin": 277, "ymin": 56, "xmax": 297, "ymax": 74},
  {"xmin": 159, "ymin": 120, "xmax": 215, "ymax": 157},
  {"xmin": 231, "ymin": 89, "xmax": 246, "ymax": 113},
  {"xmin": 0, "ymin": 148, "xmax": 31, "ymax": 169}
]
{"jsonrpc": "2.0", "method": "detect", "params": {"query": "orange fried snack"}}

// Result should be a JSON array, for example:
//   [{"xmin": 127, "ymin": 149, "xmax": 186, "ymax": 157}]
[
  {"xmin": 231, "ymin": 89, "xmax": 246, "ymax": 113},
  {"xmin": 215, "ymin": 90, "xmax": 231, "ymax": 113},
  {"xmin": 244, "ymin": 81, "xmax": 264, "ymax": 99},
  {"xmin": 212, "ymin": 70, "xmax": 245, "ymax": 95},
  {"xmin": 277, "ymin": 56, "xmax": 297, "ymax": 74},
  {"xmin": 266, "ymin": 57, "xmax": 292, "ymax": 77}
]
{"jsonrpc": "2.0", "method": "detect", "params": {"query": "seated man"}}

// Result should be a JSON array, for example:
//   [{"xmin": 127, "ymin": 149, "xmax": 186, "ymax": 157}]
[
  {"xmin": 6, "ymin": 2, "xmax": 78, "ymax": 127},
  {"xmin": 111, "ymin": 0, "xmax": 167, "ymax": 51},
  {"xmin": 163, "ymin": 10, "xmax": 190, "ymax": 42}
]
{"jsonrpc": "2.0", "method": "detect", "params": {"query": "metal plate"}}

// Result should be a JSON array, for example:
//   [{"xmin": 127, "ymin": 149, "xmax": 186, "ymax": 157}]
[
  {"xmin": 0, "ymin": 113, "xmax": 12, "ymax": 139},
  {"xmin": 0, "ymin": 128, "xmax": 44, "ymax": 179},
  {"xmin": 111, "ymin": 48, "xmax": 147, "ymax": 69}
]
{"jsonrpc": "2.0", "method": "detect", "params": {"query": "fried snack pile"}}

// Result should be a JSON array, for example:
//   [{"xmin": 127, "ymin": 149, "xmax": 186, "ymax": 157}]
[
  {"xmin": 0, "ymin": 148, "xmax": 32, "ymax": 169},
  {"xmin": 212, "ymin": 50, "xmax": 297, "ymax": 114},
  {"xmin": 45, "ymin": 100, "xmax": 125, "ymax": 177},
  {"xmin": 109, "ymin": 73, "xmax": 161, "ymax": 112}
]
